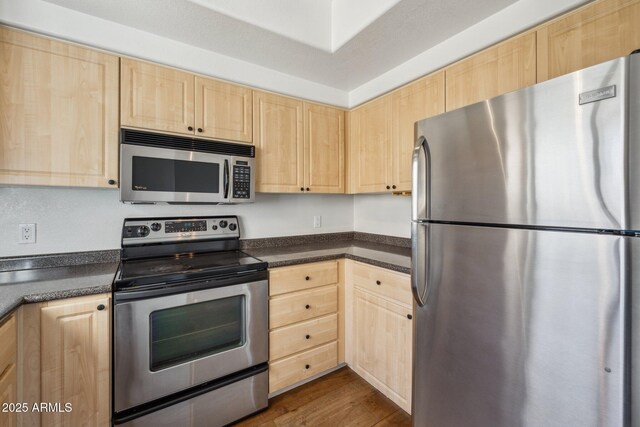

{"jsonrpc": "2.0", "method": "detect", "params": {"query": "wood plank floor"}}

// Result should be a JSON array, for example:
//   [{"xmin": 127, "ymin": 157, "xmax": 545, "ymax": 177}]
[{"xmin": 233, "ymin": 367, "xmax": 411, "ymax": 427}]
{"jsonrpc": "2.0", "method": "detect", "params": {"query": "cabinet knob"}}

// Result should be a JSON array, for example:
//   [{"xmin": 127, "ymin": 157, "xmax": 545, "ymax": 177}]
[
  {"xmin": 107, "ymin": 179, "xmax": 116, "ymax": 185},
  {"xmin": 306, "ymin": 188, "xmax": 310, "ymax": 192},
  {"xmin": 305, "ymin": 276, "xmax": 310, "ymax": 281},
  {"xmin": 386, "ymin": 185, "xmax": 391, "ymax": 190},
  {"xmin": 305, "ymin": 364, "xmax": 310, "ymax": 369},
  {"xmin": 392, "ymin": 185, "xmax": 397, "ymax": 189},
  {"xmin": 305, "ymin": 304, "xmax": 310, "ymax": 309},
  {"xmin": 97, "ymin": 304, "xmax": 106, "ymax": 311},
  {"xmin": 376, "ymin": 280, "xmax": 381, "ymax": 285},
  {"xmin": 300, "ymin": 187, "xmax": 305, "ymax": 192},
  {"xmin": 197, "ymin": 128, "xmax": 203, "ymax": 133},
  {"xmin": 188, "ymin": 126, "xmax": 194, "ymax": 131},
  {"xmin": 407, "ymin": 314, "xmax": 413, "ymax": 320},
  {"xmin": 305, "ymin": 334, "xmax": 311, "ymax": 339}
]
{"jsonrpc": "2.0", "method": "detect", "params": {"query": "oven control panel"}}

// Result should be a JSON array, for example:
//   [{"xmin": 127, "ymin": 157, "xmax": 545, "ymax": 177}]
[{"xmin": 122, "ymin": 216, "xmax": 240, "ymax": 245}]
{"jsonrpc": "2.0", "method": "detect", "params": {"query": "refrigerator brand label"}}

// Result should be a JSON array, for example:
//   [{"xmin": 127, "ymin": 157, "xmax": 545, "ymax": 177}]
[{"xmin": 579, "ymin": 85, "xmax": 616, "ymax": 105}]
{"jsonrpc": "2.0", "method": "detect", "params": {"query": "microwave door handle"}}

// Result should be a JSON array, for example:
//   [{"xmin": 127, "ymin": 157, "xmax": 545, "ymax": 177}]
[{"xmin": 223, "ymin": 159, "xmax": 230, "ymax": 199}]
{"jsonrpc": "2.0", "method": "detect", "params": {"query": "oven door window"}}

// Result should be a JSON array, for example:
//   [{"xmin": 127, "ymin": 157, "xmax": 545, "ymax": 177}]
[
  {"xmin": 132, "ymin": 156, "xmax": 220, "ymax": 193},
  {"xmin": 149, "ymin": 296, "xmax": 245, "ymax": 371}
]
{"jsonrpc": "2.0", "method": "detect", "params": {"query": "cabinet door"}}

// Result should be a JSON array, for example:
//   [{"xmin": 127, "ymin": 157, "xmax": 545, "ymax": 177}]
[
  {"xmin": 537, "ymin": 0, "xmax": 640, "ymax": 82},
  {"xmin": 195, "ymin": 77, "xmax": 252, "ymax": 143},
  {"xmin": 391, "ymin": 72, "xmax": 445, "ymax": 192},
  {"xmin": 349, "ymin": 95, "xmax": 392, "ymax": 193},
  {"xmin": 121, "ymin": 58, "xmax": 195, "ymax": 135},
  {"xmin": 0, "ymin": 365, "xmax": 17, "ymax": 427},
  {"xmin": 0, "ymin": 26, "xmax": 119, "ymax": 188},
  {"xmin": 40, "ymin": 296, "xmax": 110, "ymax": 426},
  {"xmin": 253, "ymin": 91, "xmax": 304, "ymax": 193},
  {"xmin": 445, "ymin": 32, "xmax": 536, "ymax": 111},
  {"xmin": 303, "ymin": 103, "xmax": 345, "ymax": 193},
  {"xmin": 352, "ymin": 289, "xmax": 413, "ymax": 413}
]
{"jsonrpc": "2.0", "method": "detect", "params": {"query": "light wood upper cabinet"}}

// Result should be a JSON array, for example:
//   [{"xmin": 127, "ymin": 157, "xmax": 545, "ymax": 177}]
[
  {"xmin": 253, "ymin": 91, "xmax": 304, "ymax": 192},
  {"xmin": 304, "ymin": 103, "xmax": 345, "ymax": 193},
  {"xmin": 0, "ymin": 26, "xmax": 119, "ymax": 188},
  {"xmin": 195, "ymin": 77, "xmax": 252, "ymax": 142},
  {"xmin": 445, "ymin": 32, "xmax": 536, "ymax": 111},
  {"xmin": 349, "ymin": 94, "xmax": 393, "ymax": 193},
  {"xmin": 391, "ymin": 72, "xmax": 445, "ymax": 192},
  {"xmin": 121, "ymin": 58, "xmax": 195, "ymax": 135},
  {"xmin": 537, "ymin": 0, "xmax": 640, "ymax": 82},
  {"xmin": 122, "ymin": 59, "xmax": 253, "ymax": 143}
]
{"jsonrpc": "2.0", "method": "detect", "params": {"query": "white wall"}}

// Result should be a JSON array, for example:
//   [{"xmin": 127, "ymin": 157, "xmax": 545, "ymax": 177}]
[
  {"xmin": 353, "ymin": 194, "xmax": 412, "ymax": 239},
  {"xmin": 0, "ymin": 187, "xmax": 354, "ymax": 257}
]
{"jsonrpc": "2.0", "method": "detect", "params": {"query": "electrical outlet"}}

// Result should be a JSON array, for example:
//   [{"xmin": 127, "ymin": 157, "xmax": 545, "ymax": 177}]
[
  {"xmin": 19, "ymin": 223, "xmax": 36, "ymax": 244},
  {"xmin": 313, "ymin": 216, "xmax": 322, "ymax": 228}
]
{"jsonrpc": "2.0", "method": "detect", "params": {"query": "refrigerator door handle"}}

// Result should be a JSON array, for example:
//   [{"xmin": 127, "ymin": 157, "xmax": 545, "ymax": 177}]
[
  {"xmin": 412, "ymin": 135, "xmax": 430, "ymax": 222},
  {"xmin": 411, "ymin": 221, "xmax": 429, "ymax": 307}
]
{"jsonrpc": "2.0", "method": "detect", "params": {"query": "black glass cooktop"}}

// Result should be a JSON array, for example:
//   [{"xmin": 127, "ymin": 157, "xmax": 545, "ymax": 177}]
[{"xmin": 115, "ymin": 250, "xmax": 267, "ymax": 290}]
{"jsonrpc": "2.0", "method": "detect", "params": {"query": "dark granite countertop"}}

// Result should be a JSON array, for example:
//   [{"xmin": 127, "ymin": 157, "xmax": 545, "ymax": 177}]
[
  {"xmin": 243, "ymin": 233, "xmax": 411, "ymax": 274},
  {"xmin": 0, "ymin": 251, "xmax": 119, "ymax": 320}
]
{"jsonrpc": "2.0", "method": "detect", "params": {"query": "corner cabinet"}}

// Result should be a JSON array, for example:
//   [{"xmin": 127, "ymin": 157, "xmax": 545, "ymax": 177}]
[
  {"xmin": 0, "ymin": 26, "xmax": 119, "ymax": 188},
  {"xmin": 349, "ymin": 72, "xmax": 444, "ymax": 193},
  {"xmin": 121, "ymin": 58, "xmax": 253, "ymax": 143},
  {"xmin": 346, "ymin": 261, "xmax": 413, "ymax": 413},
  {"xmin": 536, "ymin": 0, "xmax": 640, "ymax": 82},
  {"xmin": 254, "ymin": 91, "xmax": 345, "ymax": 194},
  {"xmin": 17, "ymin": 294, "xmax": 111, "ymax": 427}
]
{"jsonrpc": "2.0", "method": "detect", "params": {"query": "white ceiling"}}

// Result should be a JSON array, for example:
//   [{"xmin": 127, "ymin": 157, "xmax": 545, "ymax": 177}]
[{"xmin": 43, "ymin": 0, "xmax": 517, "ymax": 91}]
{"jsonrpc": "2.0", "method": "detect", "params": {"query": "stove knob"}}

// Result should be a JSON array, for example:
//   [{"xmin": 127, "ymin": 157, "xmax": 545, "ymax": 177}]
[
  {"xmin": 219, "ymin": 220, "xmax": 228, "ymax": 228},
  {"xmin": 228, "ymin": 223, "xmax": 237, "ymax": 231},
  {"xmin": 212, "ymin": 225, "xmax": 218, "ymax": 230},
  {"xmin": 150, "ymin": 222, "xmax": 162, "ymax": 232},
  {"xmin": 136, "ymin": 226, "xmax": 150, "ymax": 237}
]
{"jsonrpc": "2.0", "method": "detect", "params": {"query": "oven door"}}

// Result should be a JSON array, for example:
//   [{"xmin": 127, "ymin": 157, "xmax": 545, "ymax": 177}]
[
  {"xmin": 113, "ymin": 273, "xmax": 268, "ymax": 412},
  {"xmin": 120, "ymin": 143, "xmax": 230, "ymax": 204}
]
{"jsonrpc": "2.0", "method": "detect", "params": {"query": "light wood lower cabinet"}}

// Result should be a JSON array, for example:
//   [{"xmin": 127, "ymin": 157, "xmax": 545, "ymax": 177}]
[
  {"xmin": 345, "ymin": 261, "xmax": 413, "ymax": 414},
  {"xmin": 17, "ymin": 294, "xmax": 111, "ymax": 427},
  {"xmin": 268, "ymin": 260, "xmax": 343, "ymax": 394},
  {"xmin": 0, "ymin": 26, "xmax": 119, "ymax": 189},
  {"xmin": 0, "ymin": 314, "xmax": 17, "ymax": 427}
]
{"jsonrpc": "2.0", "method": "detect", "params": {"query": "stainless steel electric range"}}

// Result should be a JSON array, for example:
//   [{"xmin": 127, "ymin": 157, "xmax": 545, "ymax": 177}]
[{"xmin": 112, "ymin": 215, "xmax": 268, "ymax": 426}]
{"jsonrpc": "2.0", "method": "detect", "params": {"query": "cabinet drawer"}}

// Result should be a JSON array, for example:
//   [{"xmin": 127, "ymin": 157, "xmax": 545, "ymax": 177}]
[
  {"xmin": 270, "ymin": 313, "xmax": 338, "ymax": 360},
  {"xmin": 269, "ymin": 341, "xmax": 337, "ymax": 393},
  {"xmin": 0, "ymin": 314, "xmax": 16, "ymax": 377},
  {"xmin": 269, "ymin": 261, "xmax": 338, "ymax": 296},
  {"xmin": 270, "ymin": 285, "xmax": 337, "ymax": 329},
  {"xmin": 352, "ymin": 262, "xmax": 412, "ymax": 306}
]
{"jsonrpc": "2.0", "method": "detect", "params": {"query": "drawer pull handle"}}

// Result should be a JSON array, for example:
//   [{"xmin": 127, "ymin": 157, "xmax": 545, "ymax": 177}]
[
  {"xmin": 305, "ymin": 304, "xmax": 310, "ymax": 309},
  {"xmin": 305, "ymin": 276, "xmax": 310, "ymax": 281},
  {"xmin": 97, "ymin": 304, "xmax": 106, "ymax": 311},
  {"xmin": 305, "ymin": 334, "xmax": 311, "ymax": 339},
  {"xmin": 407, "ymin": 314, "xmax": 413, "ymax": 320},
  {"xmin": 376, "ymin": 280, "xmax": 381, "ymax": 285},
  {"xmin": 305, "ymin": 364, "xmax": 310, "ymax": 369}
]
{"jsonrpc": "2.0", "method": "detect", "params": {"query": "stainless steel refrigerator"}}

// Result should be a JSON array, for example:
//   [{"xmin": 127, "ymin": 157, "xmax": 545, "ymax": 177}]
[{"xmin": 411, "ymin": 53, "xmax": 640, "ymax": 426}]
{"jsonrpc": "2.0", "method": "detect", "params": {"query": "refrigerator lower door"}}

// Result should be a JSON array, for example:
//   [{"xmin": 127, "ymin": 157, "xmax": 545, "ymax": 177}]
[{"xmin": 413, "ymin": 223, "xmax": 626, "ymax": 427}]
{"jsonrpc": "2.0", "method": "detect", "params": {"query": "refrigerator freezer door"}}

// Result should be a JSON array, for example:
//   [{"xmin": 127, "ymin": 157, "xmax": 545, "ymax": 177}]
[
  {"xmin": 413, "ymin": 223, "xmax": 626, "ymax": 427},
  {"xmin": 414, "ymin": 56, "xmax": 629, "ymax": 230}
]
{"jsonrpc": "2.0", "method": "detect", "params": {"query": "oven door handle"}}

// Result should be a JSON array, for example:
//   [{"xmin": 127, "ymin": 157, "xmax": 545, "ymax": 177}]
[{"xmin": 223, "ymin": 159, "xmax": 230, "ymax": 200}]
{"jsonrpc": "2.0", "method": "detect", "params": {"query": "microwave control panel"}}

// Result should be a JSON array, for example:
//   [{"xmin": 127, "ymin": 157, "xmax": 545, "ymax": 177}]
[{"xmin": 233, "ymin": 165, "xmax": 251, "ymax": 199}]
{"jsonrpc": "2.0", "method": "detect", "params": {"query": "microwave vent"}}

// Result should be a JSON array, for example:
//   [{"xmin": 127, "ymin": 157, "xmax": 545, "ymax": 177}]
[{"xmin": 121, "ymin": 129, "xmax": 255, "ymax": 157}]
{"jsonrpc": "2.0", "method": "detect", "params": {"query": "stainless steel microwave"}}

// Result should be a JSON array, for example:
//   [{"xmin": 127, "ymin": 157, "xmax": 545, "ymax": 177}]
[{"xmin": 120, "ymin": 129, "xmax": 255, "ymax": 204}]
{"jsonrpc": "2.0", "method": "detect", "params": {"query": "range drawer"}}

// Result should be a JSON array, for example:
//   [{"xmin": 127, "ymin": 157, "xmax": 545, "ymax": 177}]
[
  {"xmin": 270, "ymin": 313, "xmax": 338, "ymax": 360},
  {"xmin": 269, "ymin": 341, "xmax": 338, "ymax": 393},
  {"xmin": 269, "ymin": 285, "xmax": 337, "ymax": 329},
  {"xmin": 0, "ymin": 314, "xmax": 16, "ymax": 378},
  {"xmin": 352, "ymin": 262, "xmax": 412, "ymax": 306},
  {"xmin": 269, "ymin": 261, "xmax": 338, "ymax": 296}
]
